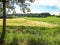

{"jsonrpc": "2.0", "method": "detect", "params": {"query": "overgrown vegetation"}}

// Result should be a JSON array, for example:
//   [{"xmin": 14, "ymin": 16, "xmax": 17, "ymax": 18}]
[{"xmin": 0, "ymin": 16, "xmax": 60, "ymax": 45}]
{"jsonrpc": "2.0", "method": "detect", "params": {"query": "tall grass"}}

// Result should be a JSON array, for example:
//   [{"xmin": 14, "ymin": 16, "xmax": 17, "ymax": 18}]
[
  {"xmin": 4, "ymin": 25, "xmax": 60, "ymax": 45},
  {"xmin": 0, "ymin": 16, "xmax": 60, "ymax": 45}
]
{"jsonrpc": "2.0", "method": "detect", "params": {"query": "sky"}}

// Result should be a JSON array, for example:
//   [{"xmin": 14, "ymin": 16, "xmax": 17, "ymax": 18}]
[{"xmin": 11, "ymin": 0, "xmax": 60, "ymax": 15}]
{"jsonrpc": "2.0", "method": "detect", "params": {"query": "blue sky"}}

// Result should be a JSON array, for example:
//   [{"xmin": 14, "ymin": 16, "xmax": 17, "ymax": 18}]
[
  {"xmin": 14, "ymin": 0, "xmax": 60, "ymax": 15},
  {"xmin": 29, "ymin": 5, "xmax": 60, "ymax": 14}
]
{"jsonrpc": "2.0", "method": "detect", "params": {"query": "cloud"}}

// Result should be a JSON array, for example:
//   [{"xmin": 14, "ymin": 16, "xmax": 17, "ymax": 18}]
[
  {"xmin": 10, "ymin": 0, "xmax": 60, "ymax": 15},
  {"xmin": 29, "ymin": 9, "xmax": 59, "ymax": 15},
  {"xmin": 14, "ymin": 3, "xmax": 23, "ymax": 13},
  {"xmin": 28, "ymin": 0, "xmax": 60, "ymax": 14},
  {"xmin": 31, "ymin": 0, "xmax": 60, "ymax": 8}
]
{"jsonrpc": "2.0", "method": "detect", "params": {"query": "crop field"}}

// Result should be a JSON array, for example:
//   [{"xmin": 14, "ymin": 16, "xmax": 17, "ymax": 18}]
[{"xmin": 0, "ymin": 16, "xmax": 60, "ymax": 45}]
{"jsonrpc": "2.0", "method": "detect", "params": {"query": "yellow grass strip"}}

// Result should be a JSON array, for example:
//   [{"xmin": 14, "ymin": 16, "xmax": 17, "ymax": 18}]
[{"xmin": 0, "ymin": 18, "xmax": 58, "ymax": 28}]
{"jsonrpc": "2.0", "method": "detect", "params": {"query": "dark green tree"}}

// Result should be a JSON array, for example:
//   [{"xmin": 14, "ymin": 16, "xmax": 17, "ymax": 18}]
[{"xmin": 0, "ymin": 2, "xmax": 3, "ymax": 17}]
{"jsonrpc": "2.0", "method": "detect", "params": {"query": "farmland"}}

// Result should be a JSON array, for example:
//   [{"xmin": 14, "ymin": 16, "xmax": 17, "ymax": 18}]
[{"xmin": 0, "ymin": 16, "xmax": 60, "ymax": 45}]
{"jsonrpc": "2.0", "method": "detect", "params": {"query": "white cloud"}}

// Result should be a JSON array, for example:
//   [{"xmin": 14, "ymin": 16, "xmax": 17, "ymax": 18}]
[
  {"xmin": 8, "ymin": 0, "xmax": 60, "ymax": 15},
  {"xmin": 29, "ymin": 0, "xmax": 60, "ymax": 14},
  {"xmin": 14, "ymin": 3, "xmax": 23, "ymax": 13},
  {"xmin": 31, "ymin": 0, "xmax": 60, "ymax": 8}
]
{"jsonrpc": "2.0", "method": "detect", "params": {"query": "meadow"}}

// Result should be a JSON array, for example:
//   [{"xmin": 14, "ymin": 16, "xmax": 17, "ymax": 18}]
[{"xmin": 0, "ymin": 16, "xmax": 60, "ymax": 45}]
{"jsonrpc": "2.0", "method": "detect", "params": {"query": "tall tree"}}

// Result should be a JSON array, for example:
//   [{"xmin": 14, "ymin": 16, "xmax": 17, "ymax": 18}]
[
  {"xmin": 0, "ymin": 0, "xmax": 6, "ymax": 45},
  {"xmin": 0, "ymin": 0, "xmax": 35, "ymax": 45},
  {"xmin": 0, "ymin": 2, "xmax": 3, "ymax": 16}
]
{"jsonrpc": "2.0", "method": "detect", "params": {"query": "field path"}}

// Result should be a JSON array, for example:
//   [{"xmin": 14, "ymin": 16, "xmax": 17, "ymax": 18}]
[
  {"xmin": 23, "ymin": 18, "xmax": 58, "ymax": 28},
  {"xmin": 6, "ymin": 18, "xmax": 58, "ymax": 28},
  {"xmin": 0, "ymin": 18, "xmax": 58, "ymax": 28}
]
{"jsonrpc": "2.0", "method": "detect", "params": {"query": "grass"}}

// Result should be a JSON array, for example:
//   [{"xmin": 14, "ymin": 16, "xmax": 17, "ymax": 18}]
[
  {"xmin": 0, "ymin": 16, "xmax": 60, "ymax": 45},
  {"xmin": 25, "ymin": 16, "xmax": 60, "ymax": 25}
]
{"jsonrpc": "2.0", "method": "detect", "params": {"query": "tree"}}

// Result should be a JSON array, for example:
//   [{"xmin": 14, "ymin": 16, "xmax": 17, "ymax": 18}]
[
  {"xmin": 7, "ymin": 0, "xmax": 33, "ymax": 13},
  {"xmin": 0, "ymin": 0, "xmax": 6, "ymax": 45},
  {"xmin": 0, "ymin": 2, "xmax": 3, "ymax": 12},
  {"xmin": 0, "ymin": 2, "xmax": 3, "ymax": 17},
  {"xmin": 39, "ymin": 12, "xmax": 51, "ymax": 17},
  {"xmin": 12, "ymin": 10, "xmax": 16, "ymax": 18},
  {"xmin": 0, "ymin": 0, "xmax": 35, "ymax": 45}
]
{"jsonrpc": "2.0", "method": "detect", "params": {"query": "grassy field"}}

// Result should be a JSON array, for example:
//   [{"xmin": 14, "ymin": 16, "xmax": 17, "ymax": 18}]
[
  {"xmin": 25, "ymin": 16, "xmax": 60, "ymax": 25},
  {"xmin": 0, "ymin": 16, "xmax": 60, "ymax": 45}
]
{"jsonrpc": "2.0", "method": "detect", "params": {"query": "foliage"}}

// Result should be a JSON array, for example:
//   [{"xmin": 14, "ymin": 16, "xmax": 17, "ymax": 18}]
[{"xmin": 0, "ymin": 0, "xmax": 35, "ymax": 14}]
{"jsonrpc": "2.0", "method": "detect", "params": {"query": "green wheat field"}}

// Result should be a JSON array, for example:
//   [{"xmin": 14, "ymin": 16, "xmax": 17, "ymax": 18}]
[{"xmin": 0, "ymin": 16, "xmax": 60, "ymax": 45}]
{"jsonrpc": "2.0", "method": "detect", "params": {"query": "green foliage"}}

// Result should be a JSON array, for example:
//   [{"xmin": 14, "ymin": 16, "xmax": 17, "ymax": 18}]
[{"xmin": 18, "ymin": 0, "xmax": 25, "ymax": 3}]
